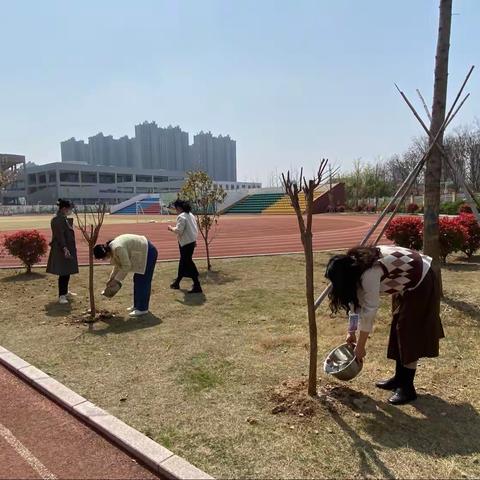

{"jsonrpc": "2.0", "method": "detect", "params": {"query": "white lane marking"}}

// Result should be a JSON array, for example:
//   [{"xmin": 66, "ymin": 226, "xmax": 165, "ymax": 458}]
[{"xmin": 0, "ymin": 422, "xmax": 57, "ymax": 480}]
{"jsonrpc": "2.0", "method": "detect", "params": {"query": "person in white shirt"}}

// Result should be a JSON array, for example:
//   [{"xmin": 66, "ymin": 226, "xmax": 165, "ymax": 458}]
[
  {"xmin": 325, "ymin": 245, "xmax": 443, "ymax": 405},
  {"xmin": 93, "ymin": 234, "xmax": 158, "ymax": 317},
  {"xmin": 168, "ymin": 199, "xmax": 202, "ymax": 294}
]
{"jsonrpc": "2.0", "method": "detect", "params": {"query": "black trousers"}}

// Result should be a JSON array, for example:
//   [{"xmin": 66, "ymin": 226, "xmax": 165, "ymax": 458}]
[
  {"xmin": 176, "ymin": 242, "xmax": 200, "ymax": 286},
  {"xmin": 58, "ymin": 275, "xmax": 70, "ymax": 296}
]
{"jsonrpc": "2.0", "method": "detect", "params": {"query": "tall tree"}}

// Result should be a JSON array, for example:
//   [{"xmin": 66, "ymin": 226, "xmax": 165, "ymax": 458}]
[{"xmin": 424, "ymin": 0, "xmax": 452, "ymax": 275}]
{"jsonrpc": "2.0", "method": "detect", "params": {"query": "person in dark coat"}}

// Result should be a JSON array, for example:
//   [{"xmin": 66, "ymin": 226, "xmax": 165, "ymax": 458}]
[
  {"xmin": 46, "ymin": 199, "xmax": 79, "ymax": 304},
  {"xmin": 325, "ymin": 245, "xmax": 443, "ymax": 405}
]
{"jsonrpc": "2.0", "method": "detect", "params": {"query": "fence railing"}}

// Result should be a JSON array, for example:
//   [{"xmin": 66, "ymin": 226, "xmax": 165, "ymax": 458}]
[{"xmin": 0, "ymin": 204, "xmax": 111, "ymax": 216}]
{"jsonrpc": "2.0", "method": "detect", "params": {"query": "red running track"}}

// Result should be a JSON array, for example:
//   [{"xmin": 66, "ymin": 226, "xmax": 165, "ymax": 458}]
[
  {"xmin": 0, "ymin": 364, "xmax": 161, "ymax": 479},
  {"xmin": 0, "ymin": 214, "xmax": 388, "ymax": 268}
]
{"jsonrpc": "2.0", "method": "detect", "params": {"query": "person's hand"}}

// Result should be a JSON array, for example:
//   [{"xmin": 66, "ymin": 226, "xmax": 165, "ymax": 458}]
[
  {"xmin": 63, "ymin": 248, "xmax": 72, "ymax": 259},
  {"xmin": 354, "ymin": 343, "xmax": 366, "ymax": 363},
  {"xmin": 346, "ymin": 331, "xmax": 356, "ymax": 345},
  {"xmin": 167, "ymin": 225, "xmax": 174, "ymax": 232}
]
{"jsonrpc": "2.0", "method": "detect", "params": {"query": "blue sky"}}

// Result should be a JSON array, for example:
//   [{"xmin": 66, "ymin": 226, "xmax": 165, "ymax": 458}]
[{"xmin": 1, "ymin": 0, "xmax": 479, "ymax": 184}]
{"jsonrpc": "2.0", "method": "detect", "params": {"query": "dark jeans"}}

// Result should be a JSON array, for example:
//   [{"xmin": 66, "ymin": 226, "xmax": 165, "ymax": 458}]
[
  {"xmin": 133, "ymin": 241, "xmax": 158, "ymax": 311},
  {"xmin": 58, "ymin": 275, "xmax": 70, "ymax": 296},
  {"xmin": 176, "ymin": 242, "xmax": 200, "ymax": 286}
]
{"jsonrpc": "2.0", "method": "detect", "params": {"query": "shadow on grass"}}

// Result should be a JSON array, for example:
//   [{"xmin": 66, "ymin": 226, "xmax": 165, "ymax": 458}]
[
  {"xmin": 176, "ymin": 290, "xmax": 206, "ymax": 306},
  {"xmin": 444, "ymin": 262, "xmax": 480, "ymax": 272},
  {"xmin": 330, "ymin": 409, "xmax": 396, "ymax": 479},
  {"xmin": 1, "ymin": 272, "xmax": 47, "ymax": 283},
  {"xmin": 443, "ymin": 296, "xmax": 480, "ymax": 322},
  {"xmin": 200, "ymin": 270, "xmax": 239, "ymax": 285},
  {"xmin": 329, "ymin": 387, "xmax": 480, "ymax": 462},
  {"xmin": 90, "ymin": 312, "xmax": 162, "ymax": 335},
  {"xmin": 45, "ymin": 301, "xmax": 72, "ymax": 317}
]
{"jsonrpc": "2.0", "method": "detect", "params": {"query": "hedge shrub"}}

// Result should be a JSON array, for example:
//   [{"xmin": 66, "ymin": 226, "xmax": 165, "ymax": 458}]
[
  {"xmin": 385, "ymin": 216, "xmax": 423, "ymax": 251},
  {"xmin": 3, "ymin": 230, "xmax": 48, "ymax": 273},
  {"xmin": 458, "ymin": 213, "xmax": 480, "ymax": 258},
  {"xmin": 438, "ymin": 217, "xmax": 468, "ymax": 264}
]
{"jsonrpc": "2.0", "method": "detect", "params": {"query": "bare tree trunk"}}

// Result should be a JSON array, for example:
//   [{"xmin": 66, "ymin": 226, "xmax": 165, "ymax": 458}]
[
  {"xmin": 88, "ymin": 244, "xmax": 96, "ymax": 318},
  {"xmin": 424, "ymin": 0, "xmax": 452, "ymax": 282},
  {"xmin": 302, "ymin": 229, "xmax": 317, "ymax": 396},
  {"xmin": 205, "ymin": 235, "xmax": 211, "ymax": 271}
]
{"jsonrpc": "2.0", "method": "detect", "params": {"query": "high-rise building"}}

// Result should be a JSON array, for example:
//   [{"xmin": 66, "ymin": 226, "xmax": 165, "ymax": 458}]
[
  {"xmin": 190, "ymin": 132, "xmax": 236, "ymax": 182},
  {"xmin": 61, "ymin": 122, "xmax": 236, "ymax": 181}
]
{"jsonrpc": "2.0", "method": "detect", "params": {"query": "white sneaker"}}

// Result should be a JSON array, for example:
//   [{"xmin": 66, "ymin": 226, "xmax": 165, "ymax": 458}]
[
  {"xmin": 58, "ymin": 295, "xmax": 69, "ymax": 305},
  {"xmin": 128, "ymin": 310, "xmax": 148, "ymax": 317},
  {"xmin": 126, "ymin": 306, "xmax": 135, "ymax": 312}
]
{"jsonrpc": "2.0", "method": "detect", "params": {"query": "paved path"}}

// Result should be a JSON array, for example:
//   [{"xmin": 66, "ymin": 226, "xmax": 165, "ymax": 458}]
[
  {"xmin": 0, "ymin": 364, "xmax": 161, "ymax": 479},
  {"xmin": 0, "ymin": 214, "xmax": 387, "ymax": 268}
]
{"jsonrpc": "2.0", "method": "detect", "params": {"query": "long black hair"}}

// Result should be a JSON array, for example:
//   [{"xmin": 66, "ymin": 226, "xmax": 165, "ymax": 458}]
[
  {"xmin": 93, "ymin": 240, "xmax": 113, "ymax": 259},
  {"xmin": 57, "ymin": 198, "xmax": 73, "ymax": 210},
  {"xmin": 325, "ymin": 246, "xmax": 381, "ymax": 314},
  {"xmin": 172, "ymin": 199, "xmax": 192, "ymax": 213}
]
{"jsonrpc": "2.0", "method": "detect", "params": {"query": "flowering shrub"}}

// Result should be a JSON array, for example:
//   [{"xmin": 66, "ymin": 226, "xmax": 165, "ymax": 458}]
[
  {"xmin": 457, "ymin": 213, "xmax": 480, "ymax": 258},
  {"xmin": 438, "ymin": 217, "xmax": 468, "ymax": 264},
  {"xmin": 365, "ymin": 205, "xmax": 376, "ymax": 213},
  {"xmin": 337, "ymin": 205, "xmax": 346, "ymax": 212},
  {"xmin": 3, "ymin": 230, "xmax": 48, "ymax": 273},
  {"xmin": 354, "ymin": 205, "xmax": 364, "ymax": 212},
  {"xmin": 406, "ymin": 203, "xmax": 419, "ymax": 214},
  {"xmin": 385, "ymin": 216, "xmax": 423, "ymax": 251},
  {"xmin": 458, "ymin": 203, "xmax": 473, "ymax": 214}
]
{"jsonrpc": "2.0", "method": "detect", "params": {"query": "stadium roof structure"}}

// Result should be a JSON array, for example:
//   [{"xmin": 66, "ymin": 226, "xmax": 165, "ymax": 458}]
[{"xmin": 0, "ymin": 154, "xmax": 25, "ymax": 172}]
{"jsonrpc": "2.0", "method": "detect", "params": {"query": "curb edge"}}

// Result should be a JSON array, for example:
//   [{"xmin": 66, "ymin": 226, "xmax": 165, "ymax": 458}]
[{"xmin": 0, "ymin": 348, "xmax": 213, "ymax": 480}]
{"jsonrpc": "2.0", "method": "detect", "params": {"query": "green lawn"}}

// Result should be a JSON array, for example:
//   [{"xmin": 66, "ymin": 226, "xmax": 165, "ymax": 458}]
[{"xmin": 0, "ymin": 253, "xmax": 479, "ymax": 479}]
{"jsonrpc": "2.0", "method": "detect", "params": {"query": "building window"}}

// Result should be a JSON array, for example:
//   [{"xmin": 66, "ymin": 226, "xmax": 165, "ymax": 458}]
[
  {"xmin": 118, "ymin": 187, "xmax": 134, "ymax": 193},
  {"xmin": 153, "ymin": 176, "xmax": 169, "ymax": 183},
  {"xmin": 28, "ymin": 187, "xmax": 37, "ymax": 194},
  {"xmin": 81, "ymin": 172, "xmax": 97, "ymax": 183},
  {"xmin": 38, "ymin": 174, "xmax": 46, "ymax": 184},
  {"xmin": 99, "ymin": 188, "xmax": 116, "ymax": 193},
  {"xmin": 169, "ymin": 177, "xmax": 184, "ymax": 182},
  {"xmin": 136, "ymin": 187, "xmax": 154, "ymax": 193},
  {"xmin": 48, "ymin": 172, "xmax": 57, "ymax": 183},
  {"xmin": 28, "ymin": 174, "xmax": 37, "ymax": 185},
  {"xmin": 136, "ymin": 175, "xmax": 152, "ymax": 183},
  {"xmin": 117, "ymin": 174, "xmax": 133, "ymax": 183},
  {"xmin": 60, "ymin": 171, "xmax": 79, "ymax": 183},
  {"xmin": 99, "ymin": 173, "xmax": 115, "ymax": 184}
]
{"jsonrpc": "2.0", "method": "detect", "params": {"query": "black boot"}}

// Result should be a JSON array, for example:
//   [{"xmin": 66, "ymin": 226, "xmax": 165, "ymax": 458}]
[
  {"xmin": 388, "ymin": 366, "xmax": 417, "ymax": 405},
  {"xmin": 188, "ymin": 277, "xmax": 202, "ymax": 294},
  {"xmin": 188, "ymin": 285, "xmax": 203, "ymax": 294},
  {"xmin": 376, "ymin": 360, "xmax": 402, "ymax": 390},
  {"xmin": 170, "ymin": 279, "xmax": 180, "ymax": 289}
]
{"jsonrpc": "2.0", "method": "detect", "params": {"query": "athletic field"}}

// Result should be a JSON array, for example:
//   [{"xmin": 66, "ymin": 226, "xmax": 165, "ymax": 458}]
[{"xmin": 0, "ymin": 213, "xmax": 386, "ymax": 268}]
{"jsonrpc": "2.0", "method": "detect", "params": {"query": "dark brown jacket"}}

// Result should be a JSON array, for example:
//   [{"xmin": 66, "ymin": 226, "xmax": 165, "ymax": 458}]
[{"xmin": 46, "ymin": 213, "xmax": 79, "ymax": 276}]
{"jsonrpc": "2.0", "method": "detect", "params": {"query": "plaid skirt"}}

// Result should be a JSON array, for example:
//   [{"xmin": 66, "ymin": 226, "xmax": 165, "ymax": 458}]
[{"xmin": 387, "ymin": 269, "xmax": 444, "ymax": 365}]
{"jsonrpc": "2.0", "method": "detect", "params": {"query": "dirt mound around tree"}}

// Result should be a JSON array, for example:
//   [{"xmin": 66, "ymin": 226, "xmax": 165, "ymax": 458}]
[{"xmin": 270, "ymin": 377, "xmax": 376, "ymax": 417}]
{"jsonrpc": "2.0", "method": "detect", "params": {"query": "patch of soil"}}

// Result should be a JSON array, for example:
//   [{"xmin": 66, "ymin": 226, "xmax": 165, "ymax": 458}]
[
  {"xmin": 270, "ymin": 377, "xmax": 375, "ymax": 417},
  {"xmin": 71, "ymin": 309, "xmax": 114, "ymax": 324}
]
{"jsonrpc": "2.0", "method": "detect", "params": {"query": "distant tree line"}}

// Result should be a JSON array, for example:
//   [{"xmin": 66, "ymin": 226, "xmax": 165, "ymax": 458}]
[{"xmin": 338, "ymin": 122, "xmax": 480, "ymax": 207}]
